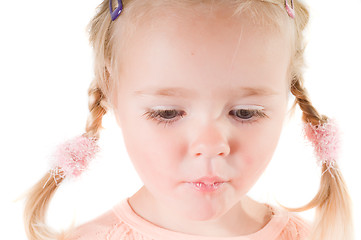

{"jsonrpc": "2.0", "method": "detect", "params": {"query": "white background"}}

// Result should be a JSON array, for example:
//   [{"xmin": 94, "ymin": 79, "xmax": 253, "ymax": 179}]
[{"xmin": 1, "ymin": 0, "xmax": 360, "ymax": 239}]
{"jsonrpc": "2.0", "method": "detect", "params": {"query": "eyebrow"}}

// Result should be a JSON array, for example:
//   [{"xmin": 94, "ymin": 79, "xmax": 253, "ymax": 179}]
[
  {"xmin": 134, "ymin": 88, "xmax": 195, "ymax": 98},
  {"xmin": 134, "ymin": 87, "xmax": 278, "ymax": 98}
]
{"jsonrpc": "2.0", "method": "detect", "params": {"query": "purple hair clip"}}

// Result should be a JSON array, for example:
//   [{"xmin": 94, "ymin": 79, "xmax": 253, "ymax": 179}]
[
  {"xmin": 285, "ymin": 0, "xmax": 295, "ymax": 19},
  {"xmin": 110, "ymin": 0, "xmax": 123, "ymax": 21}
]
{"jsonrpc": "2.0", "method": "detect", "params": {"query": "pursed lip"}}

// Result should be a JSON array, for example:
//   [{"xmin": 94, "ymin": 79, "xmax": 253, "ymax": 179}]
[{"xmin": 190, "ymin": 176, "xmax": 227, "ymax": 184}]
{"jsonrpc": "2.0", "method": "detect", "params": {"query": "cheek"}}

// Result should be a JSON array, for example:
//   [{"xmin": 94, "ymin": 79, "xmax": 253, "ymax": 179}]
[
  {"xmin": 252, "ymin": 123, "xmax": 283, "ymax": 162},
  {"xmin": 233, "ymin": 116, "xmax": 285, "ymax": 191},
  {"xmin": 121, "ymin": 121, "xmax": 186, "ymax": 185},
  {"xmin": 247, "ymin": 103, "xmax": 286, "ymax": 159}
]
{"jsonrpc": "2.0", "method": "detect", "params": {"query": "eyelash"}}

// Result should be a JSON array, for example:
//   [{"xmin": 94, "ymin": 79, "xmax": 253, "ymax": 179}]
[{"xmin": 143, "ymin": 108, "xmax": 268, "ymax": 127}]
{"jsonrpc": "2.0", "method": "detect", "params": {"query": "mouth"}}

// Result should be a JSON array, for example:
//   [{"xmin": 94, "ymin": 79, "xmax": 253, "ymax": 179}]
[
  {"xmin": 188, "ymin": 182, "xmax": 226, "ymax": 192},
  {"xmin": 187, "ymin": 176, "xmax": 228, "ymax": 192}
]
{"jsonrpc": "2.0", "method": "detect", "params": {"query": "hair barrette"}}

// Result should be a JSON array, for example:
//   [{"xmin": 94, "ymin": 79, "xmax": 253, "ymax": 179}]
[
  {"xmin": 285, "ymin": 0, "xmax": 295, "ymax": 19},
  {"xmin": 110, "ymin": 0, "xmax": 123, "ymax": 21}
]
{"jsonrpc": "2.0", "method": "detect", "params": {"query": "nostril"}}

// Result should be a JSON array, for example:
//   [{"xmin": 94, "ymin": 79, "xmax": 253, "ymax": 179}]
[{"xmin": 191, "ymin": 141, "xmax": 230, "ymax": 158}]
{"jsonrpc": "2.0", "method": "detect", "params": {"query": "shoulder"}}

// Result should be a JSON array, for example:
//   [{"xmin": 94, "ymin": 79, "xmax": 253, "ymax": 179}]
[
  {"xmin": 64, "ymin": 208, "xmax": 131, "ymax": 240},
  {"xmin": 257, "ymin": 204, "xmax": 311, "ymax": 240},
  {"xmin": 278, "ymin": 212, "xmax": 311, "ymax": 240}
]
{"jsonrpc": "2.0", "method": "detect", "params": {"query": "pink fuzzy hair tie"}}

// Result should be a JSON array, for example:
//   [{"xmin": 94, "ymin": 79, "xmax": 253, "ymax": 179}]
[
  {"xmin": 49, "ymin": 135, "xmax": 100, "ymax": 184},
  {"xmin": 304, "ymin": 119, "xmax": 340, "ymax": 175}
]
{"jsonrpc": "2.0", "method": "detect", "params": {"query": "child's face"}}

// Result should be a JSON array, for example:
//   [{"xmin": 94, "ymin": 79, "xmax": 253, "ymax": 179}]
[{"xmin": 114, "ymin": 8, "xmax": 291, "ymax": 221}]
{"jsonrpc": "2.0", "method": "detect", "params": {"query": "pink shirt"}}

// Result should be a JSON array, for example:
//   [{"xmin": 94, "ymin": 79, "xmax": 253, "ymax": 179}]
[{"xmin": 67, "ymin": 198, "xmax": 310, "ymax": 240}]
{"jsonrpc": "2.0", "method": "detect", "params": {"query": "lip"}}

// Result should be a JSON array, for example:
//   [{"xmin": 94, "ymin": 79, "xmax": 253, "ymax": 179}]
[
  {"xmin": 188, "ymin": 182, "xmax": 225, "ymax": 192},
  {"xmin": 191, "ymin": 176, "xmax": 227, "ymax": 185},
  {"xmin": 188, "ymin": 176, "xmax": 227, "ymax": 193}
]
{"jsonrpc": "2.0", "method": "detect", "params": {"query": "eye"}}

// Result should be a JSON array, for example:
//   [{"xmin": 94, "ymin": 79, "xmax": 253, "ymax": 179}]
[
  {"xmin": 143, "ymin": 109, "xmax": 186, "ymax": 127},
  {"xmin": 234, "ymin": 109, "xmax": 253, "ymax": 119},
  {"xmin": 158, "ymin": 110, "xmax": 179, "ymax": 119},
  {"xmin": 229, "ymin": 108, "xmax": 268, "ymax": 124}
]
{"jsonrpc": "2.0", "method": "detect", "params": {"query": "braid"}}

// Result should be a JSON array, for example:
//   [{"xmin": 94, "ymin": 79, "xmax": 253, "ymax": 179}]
[
  {"xmin": 289, "ymin": 76, "xmax": 329, "ymax": 210},
  {"xmin": 23, "ymin": 80, "xmax": 108, "ymax": 240},
  {"xmin": 84, "ymin": 80, "xmax": 108, "ymax": 139},
  {"xmin": 290, "ymin": 76, "xmax": 327, "ymax": 125},
  {"xmin": 24, "ymin": 1, "xmax": 112, "ymax": 239},
  {"xmin": 289, "ymin": 76, "xmax": 354, "ymax": 240}
]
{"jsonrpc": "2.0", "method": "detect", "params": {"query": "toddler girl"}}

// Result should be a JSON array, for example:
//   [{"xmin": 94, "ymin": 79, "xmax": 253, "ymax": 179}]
[{"xmin": 24, "ymin": 0, "xmax": 353, "ymax": 239}]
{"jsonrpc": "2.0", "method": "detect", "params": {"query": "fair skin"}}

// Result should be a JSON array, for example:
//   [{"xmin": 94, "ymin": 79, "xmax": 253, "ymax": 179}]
[{"xmin": 113, "ymin": 5, "xmax": 291, "ymax": 237}]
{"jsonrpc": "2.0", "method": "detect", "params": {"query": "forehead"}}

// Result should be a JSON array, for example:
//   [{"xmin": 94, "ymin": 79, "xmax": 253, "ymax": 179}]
[{"xmin": 117, "ymin": 4, "xmax": 291, "ymax": 96}]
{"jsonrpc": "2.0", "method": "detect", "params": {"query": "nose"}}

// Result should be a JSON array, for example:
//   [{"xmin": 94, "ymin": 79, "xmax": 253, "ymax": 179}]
[{"xmin": 189, "ymin": 122, "xmax": 231, "ymax": 158}]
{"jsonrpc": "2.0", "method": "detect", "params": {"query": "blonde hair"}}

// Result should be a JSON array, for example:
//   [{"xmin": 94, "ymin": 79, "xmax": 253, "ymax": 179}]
[{"xmin": 23, "ymin": 1, "xmax": 353, "ymax": 240}]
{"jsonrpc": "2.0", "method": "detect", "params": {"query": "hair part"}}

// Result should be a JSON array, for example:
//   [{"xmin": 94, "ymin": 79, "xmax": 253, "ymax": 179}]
[{"xmin": 23, "ymin": 1, "xmax": 353, "ymax": 240}]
